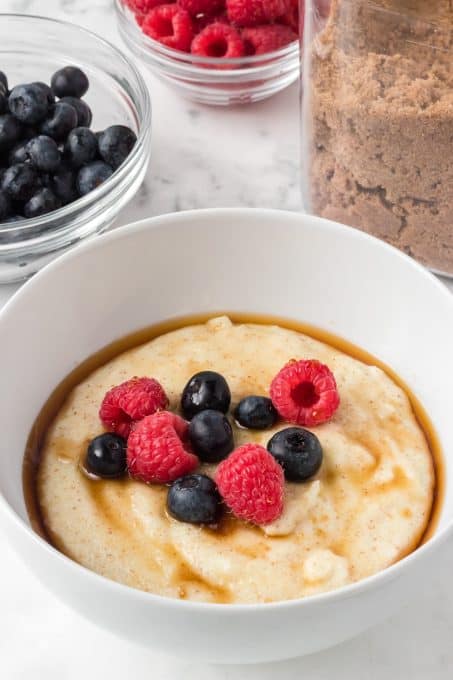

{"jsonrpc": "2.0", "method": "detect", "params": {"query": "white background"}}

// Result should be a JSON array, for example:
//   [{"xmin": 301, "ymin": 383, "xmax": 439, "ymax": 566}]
[{"xmin": 1, "ymin": 1, "xmax": 453, "ymax": 678}]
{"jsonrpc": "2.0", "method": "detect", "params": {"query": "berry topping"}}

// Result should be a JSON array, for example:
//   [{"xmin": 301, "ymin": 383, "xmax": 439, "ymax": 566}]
[
  {"xmin": 142, "ymin": 4, "xmax": 194, "ymax": 52},
  {"xmin": 270, "ymin": 359, "xmax": 340, "ymax": 427},
  {"xmin": 23, "ymin": 188, "xmax": 61, "ymax": 218},
  {"xmin": 97, "ymin": 125, "xmax": 137, "ymax": 170},
  {"xmin": 51, "ymin": 66, "xmax": 89, "ymax": 99},
  {"xmin": 8, "ymin": 83, "xmax": 50, "ymax": 124},
  {"xmin": 189, "ymin": 409, "xmax": 234, "ymax": 463},
  {"xmin": 242, "ymin": 24, "xmax": 297, "ymax": 55},
  {"xmin": 267, "ymin": 427, "xmax": 323, "ymax": 481},
  {"xmin": 27, "ymin": 135, "xmax": 61, "ymax": 172},
  {"xmin": 99, "ymin": 376, "xmax": 168, "ymax": 439},
  {"xmin": 127, "ymin": 411, "xmax": 199, "ymax": 483},
  {"xmin": 181, "ymin": 370, "xmax": 231, "ymax": 419},
  {"xmin": 216, "ymin": 443, "xmax": 284, "ymax": 525},
  {"xmin": 85, "ymin": 432, "xmax": 127, "ymax": 479},
  {"xmin": 178, "ymin": 0, "xmax": 225, "ymax": 17},
  {"xmin": 59, "ymin": 97, "xmax": 93, "ymax": 128},
  {"xmin": 64, "ymin": 127, "xmax": 97, "ymax": 168},
  {"xmin": 191, "ymin": 22, "xmax": 245, "ymax": 59},
  {"xmin": 234, "ymin": 395, "xmax": 278, "ymax": 429},
  {"xmin": 77, "ymin": 161, "xmax": 113, "ymax": 196},
  {"xmin": 40, "ymin": 102, "xmax": 78, "ymax": 141},
  {"xmin": 226, "ymin": 0, "xmax": 290, "ymax": 26},
  {"xmin": 167, "ymin": 473, "xmax": 223, "ymax": 524}
]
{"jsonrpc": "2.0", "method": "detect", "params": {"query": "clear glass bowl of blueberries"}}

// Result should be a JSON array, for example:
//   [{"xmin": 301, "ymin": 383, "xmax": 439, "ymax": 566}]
[{"xmin": 0, "ymin": 15, "xmax": 151, "ymax": 283}]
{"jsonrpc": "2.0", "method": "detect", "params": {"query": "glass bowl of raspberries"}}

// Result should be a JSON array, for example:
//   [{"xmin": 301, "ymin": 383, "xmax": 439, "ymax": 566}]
[
  {"xmin": 116, "ymin": 0, "xmax": 300, "ymax": 105},
  {"xmin": 0, "ymin": 14, "xmax": 151, "ymax": 283}
]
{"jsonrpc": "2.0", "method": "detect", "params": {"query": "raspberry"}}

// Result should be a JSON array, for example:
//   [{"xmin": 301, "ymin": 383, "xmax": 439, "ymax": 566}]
[
  {"xmin": 279, "ymin": 0, "xmax": 301, "ymax": 33},
  {"xmin": 127, "ymin": 411, "xmax": 199, "ymax": 483},
  {"xmin": 242, "ymin": 24, "xmax": 297, "ymax": 55},
  {"xmin": 99, "ymin": 377, "xmax": 168, "ymax": 439},
  {"xmin": 270, "ymin": 359, "xmax": 340, "ymax": 427},
  {"xmin": 226, "ymin": 0, "xmax": 290, "ymax": 27},
  {"xmin": 125, "ymin": 0, "xmax": 171, "ymax": 12},
  {"xmin": 195, "ymin": 11, "xmax": 229, "ymax": 32},
  {"xmin": 142, "ymin": 4, "xmax": 194, "ymax": 52},
  {"xmin": 190, "ymin": 22, "xmax": 244, "ymax": 59},
  {"xmin": 191, "ymin": 22, "xmax": 245, "ymax": 58},
  {"xmin": 215, "ymin": 444, "xmax": 284, "ymax": 525},
  {"xmin": 178, "ymin": 0, "xmax": 225, "ymax": 17}
]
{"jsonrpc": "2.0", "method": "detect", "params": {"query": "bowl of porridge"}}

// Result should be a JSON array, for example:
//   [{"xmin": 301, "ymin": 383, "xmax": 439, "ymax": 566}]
[{"xmin": 0, "ymin": 208, "xmax": 451, "ymax": 663}]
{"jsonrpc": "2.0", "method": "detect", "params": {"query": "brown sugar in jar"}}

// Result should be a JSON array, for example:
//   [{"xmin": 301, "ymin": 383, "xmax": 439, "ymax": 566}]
[{"xmin": 302, "ymin": 0, "xmax": 453, "ymax": 274}]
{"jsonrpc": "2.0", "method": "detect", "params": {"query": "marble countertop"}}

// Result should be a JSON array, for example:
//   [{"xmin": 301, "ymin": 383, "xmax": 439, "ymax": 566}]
[{"xmin": 1, "ymin": 1, "xmax": 452, "ymax": 678}]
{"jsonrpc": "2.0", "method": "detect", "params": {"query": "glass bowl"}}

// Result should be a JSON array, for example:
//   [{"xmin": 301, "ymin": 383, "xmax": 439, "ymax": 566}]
[
  {"xmin": 115, "ymin": 0, "xmax": 300, "ymax": 106},
  {"xmin": 0, "ymin": 14, "xmax": 152, "ymax": 283}
]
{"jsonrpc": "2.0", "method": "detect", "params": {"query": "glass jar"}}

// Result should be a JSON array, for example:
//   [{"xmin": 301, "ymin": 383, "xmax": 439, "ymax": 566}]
[{"xmin": 301, "ymin": 0, "xmax": 453, "ymax": 275}]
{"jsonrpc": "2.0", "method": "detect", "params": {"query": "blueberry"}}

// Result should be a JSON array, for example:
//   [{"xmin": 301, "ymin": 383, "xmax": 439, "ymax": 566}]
[
  {"xmin": 0, "ymin": 89, "xmax": 7, "ymax": 115},
  {"xmin": 23, "ymin": 187, "xmax": 61, "ymax": 218},
  {"xmin": 167, "ymin": 474, "xmax": 223, "ymax": 524},
  {"xmin": 98, "ymin": 125, "xmax": 137, "ymax": 170},
  {"xmin": 0, "ymin": 114, "xmax": 22, "ymax": 152},
  {"xmin": 21, "ymin": 126, "xmax": 39, "ymax": 141},
  {"xmin": 189, "ymin": 410, "xmax": 234, "ymax": 463},
  {"xmin": 60, "ymin": 96, "xmax": 92, "ymax": 127},
  {"xmin": 85, "ymin": 432, "xmax": 127, "ymax": 479},
  {"xmin": 45, "ymin": 164, "xmax": 78, "ymax": 204},
  {"xmin": 27, "ymin": 135, "xmax": 61, "ymax": 172},
  {"xmin": 0, "ymin": 191, "xmax": 12, "ymax": 220},
  {"xmin": 40, "ymin": 101, "xmax": 78, "ymax": 141},
  {"xmin": 234, "ymin": 396, "xmax": 278, "ymax": 430},
  {"xmin": 9, "ymin": 140, "xmax": 30, "ymax": 165},
  {"xmin": 31, "ymin": 82, "xmax": 55, "ymax": 109},
  {"xmin": 77, "ymin": 160, "xmax": 113, "ymax": 196},
  {"xmin": 181, "ymin": 371, "xmax": 231, "ymax": 419},
  {"xmin": 51, "ymin": 66, "xmax": 89, "ymax": 99},
  {"xmin": 8, "ymin": 83, "xmax": 50, "ymax": 124},
  {"xmin": 3, "ymin": 214, "xmax": 23, "ymax": 223},
  {"xmin": 0, "ymin": 71, "xmax": 8, "ymax": 92},
  {"xmin": 64, "ymin": 127, "xmax": 97, "ymax": 168},
  {"xmin": 1, "ymin": 163, "xmax": 39, "ymax": 201},
  {"xmin": 4, "ymin": 215, "xmax": 24, "ymax": 224},
  {"xmin": 267, "ymin": 427, "xmax": 323, "ymax": 482}
]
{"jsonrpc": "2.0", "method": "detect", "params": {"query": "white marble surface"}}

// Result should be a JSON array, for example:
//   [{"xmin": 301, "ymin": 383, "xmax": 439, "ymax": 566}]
[{"xmin": 1, "ymin": 1, "xmax": 453, "ymax": 678}]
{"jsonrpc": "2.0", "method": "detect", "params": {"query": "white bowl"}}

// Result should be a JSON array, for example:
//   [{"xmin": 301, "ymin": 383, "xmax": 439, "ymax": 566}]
[{"xmin": 0, "ymin": 208, "xmax": 452, "ymax": 664}]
